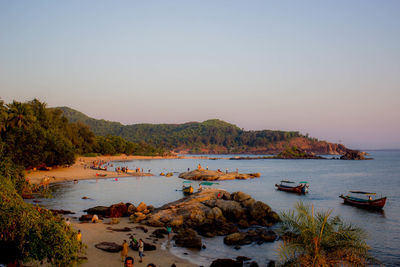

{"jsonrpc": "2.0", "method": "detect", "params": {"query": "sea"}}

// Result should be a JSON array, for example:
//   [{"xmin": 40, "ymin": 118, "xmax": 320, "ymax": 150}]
[{"xmin": 29, "ymin": 150, "xmax": 400, "ymax": 266}]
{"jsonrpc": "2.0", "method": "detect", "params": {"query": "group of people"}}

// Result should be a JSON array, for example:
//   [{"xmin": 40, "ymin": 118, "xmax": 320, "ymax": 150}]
[{"xmin": 121, "ymin": 238, "xmax": 153, "ymax": 266}]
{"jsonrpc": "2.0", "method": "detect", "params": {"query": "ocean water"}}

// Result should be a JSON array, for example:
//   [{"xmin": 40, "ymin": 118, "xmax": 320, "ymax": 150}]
[{"xmin": 30, "ymin": 151, "xmax": 400, "ymax": 266}]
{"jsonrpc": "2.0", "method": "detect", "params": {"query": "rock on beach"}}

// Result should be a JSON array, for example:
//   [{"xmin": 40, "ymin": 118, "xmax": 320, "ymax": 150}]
[{"xmin": 178, "ymin": 169, "xmax": 260, "ymax": 181}]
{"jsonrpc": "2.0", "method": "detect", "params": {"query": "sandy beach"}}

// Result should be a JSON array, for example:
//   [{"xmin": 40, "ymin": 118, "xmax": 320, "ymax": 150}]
[
  {"xmin": 25, "ymin": 155, "xmax": 180, "ymax": 185},
  {"xmin": 73, "ymin": 217, "xmax": 197, "ymax": 267}
]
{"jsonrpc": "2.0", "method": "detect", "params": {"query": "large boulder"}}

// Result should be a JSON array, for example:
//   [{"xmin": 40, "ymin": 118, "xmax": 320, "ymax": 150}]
[
  {"xmin": 84, "ymin": 206, "xmax": 109, "ymax": 217},
  {"xmin": 224, "ymin": 232, "xmax": 251, "ymax": 246},
  {"xmin": 94, "ymin": 242, "xmax": 122, "ymax": 253},
  {"xmin": 215, "ymin": 199, "xmax": 246, "ymax": 222},
  {"xmin": 150, "ymin": 229, "xmax": 169, "ymax": 238},
  {"xmin": 231, "ymin": 192, "xmax": 252, "ymax": 203},
  {"xmin": 249, "ymin": 201, "xmax": 272, "ymax": 221},
  {"xmin": 108, "ymin": 202, "xmax": 128, "ymax": 218},
  {"xmin": 173, "ymin": 228, "xmax": 202, "ymax": 249},
  {"xmin": 136, "ymin": 202, "xmax": 147, "ymax": 212},
  {"xmin": 196, "ymin": 221, "xmax": 237, "ymax": 237}
]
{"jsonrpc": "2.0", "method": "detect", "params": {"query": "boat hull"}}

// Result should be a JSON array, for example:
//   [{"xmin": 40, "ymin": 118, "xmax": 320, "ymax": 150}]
[
  {"xmin": 275, "ymin": 184, "xmax": 307, "ymax": 194},
  {"xmin": 339, "ymin": 195, "xmax": 386, "ymax": 209},
  {"xmin": 182, "ymin": 186, "xmax": 194, "ymax": 195}
]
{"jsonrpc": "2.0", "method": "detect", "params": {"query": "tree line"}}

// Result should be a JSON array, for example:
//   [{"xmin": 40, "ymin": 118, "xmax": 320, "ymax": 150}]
[
  {"xmin": 60, "ymin": 106, "xmax": 308, "ymax": 152},
  {"xmin": 0, "ymin": 99, "xmax": 165, "ymax": 169}
]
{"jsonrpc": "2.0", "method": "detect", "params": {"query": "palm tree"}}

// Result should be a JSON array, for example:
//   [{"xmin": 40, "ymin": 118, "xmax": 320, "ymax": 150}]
[
  {"xmin": 277, "ymin": 201, "xmax": 373, "ymax": 266},
  {"xmin": 6, "ymin": 101, "xmax": 36, "ymax": 129},
  {"xmin": 0, "ymin": 99, "xmax": 7, "ymax": 133}
]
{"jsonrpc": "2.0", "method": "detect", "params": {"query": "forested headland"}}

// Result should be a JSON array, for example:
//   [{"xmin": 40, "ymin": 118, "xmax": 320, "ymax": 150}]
[{"xmin": 59, "ymin": 106, "xmax": 349, "ymax": 155}]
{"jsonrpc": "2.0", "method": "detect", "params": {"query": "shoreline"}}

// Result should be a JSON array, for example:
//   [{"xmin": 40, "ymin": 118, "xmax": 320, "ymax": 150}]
[
  {"xmin": 25, "ymin": 155, "xmax": 180, "ymax": 185},
  {"xmin": 72, "ymin": 217, "xmax": 196, "ymax": 267}
]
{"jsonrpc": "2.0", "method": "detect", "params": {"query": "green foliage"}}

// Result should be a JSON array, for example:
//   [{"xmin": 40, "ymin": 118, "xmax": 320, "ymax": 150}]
[
  {"xmin": 0, "ymin": 142, "xmax": 26, "ymax": 194},
  {"xmin": 58, "ymin": 107, "xmax": 307, "ymax": 152},
  {"xmin": 1, "ymin": 99, "xmax": 164, "ymax": 169},
  {"xmin": 277, "ymin": 201, "xmax": 373, "ymax": 266},
  {"xmin": 0, "ymin": 178, "xmax": 83, "ymax": 266}
]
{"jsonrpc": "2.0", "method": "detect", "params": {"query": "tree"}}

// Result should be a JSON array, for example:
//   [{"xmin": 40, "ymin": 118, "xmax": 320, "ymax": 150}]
[
  {"xmin": 6, "ymin": 101, "xmax": 36, "ymax": 129},
  {"xmin": 277, "ymin": 201, "xmax": 373, "ymax": 266}
]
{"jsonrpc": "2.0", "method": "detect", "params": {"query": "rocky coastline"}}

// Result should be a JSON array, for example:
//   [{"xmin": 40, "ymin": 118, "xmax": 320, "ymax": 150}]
[
  {"xmin": 80, "ymin": 189, "xmax": 280, "ymax": 256},
  {"xmin": 178, "ymin": 169, "xmax": 261, "ymax": 181}
]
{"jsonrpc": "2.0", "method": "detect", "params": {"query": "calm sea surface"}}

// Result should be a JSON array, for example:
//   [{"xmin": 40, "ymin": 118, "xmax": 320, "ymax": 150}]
[{"xmin": 30, "ymin": 151, "xmax": 400, "ymax": 266}]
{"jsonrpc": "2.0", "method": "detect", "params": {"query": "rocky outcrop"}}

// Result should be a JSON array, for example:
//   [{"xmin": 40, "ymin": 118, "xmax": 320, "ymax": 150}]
[
  {"xmin": 179, "ymin": 170, "xmax": 260, "ymax": 181},
  {"xmin": 150, "ymin": 229, "xmax": 169, "ymax": 238},
  {"xmin": 143, "ymin": 189, "xmax": 279, "ymax": 247},
  {"xmin": 223, "ymin": 229, "xmax": 277, "ymax": 245},
  {"xmin": 94, "ymin": 242, "xmax": 122, "ymax": 252},
  {"xmin": 173, "ymin": 228, "xmax": 202, "ymax": 249},
  {"xmin": 84, "ymin": 202, "xmax": 151, "ymax": 219},
  {"xmin": 340, "ymin": 150, "xmax": 369, "ymax": 160}
]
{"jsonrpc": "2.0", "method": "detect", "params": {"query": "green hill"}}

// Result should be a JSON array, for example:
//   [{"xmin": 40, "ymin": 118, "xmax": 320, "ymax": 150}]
[{"xmin": 57, "ymin": 107, "xmax": 349, "ymax": 155}]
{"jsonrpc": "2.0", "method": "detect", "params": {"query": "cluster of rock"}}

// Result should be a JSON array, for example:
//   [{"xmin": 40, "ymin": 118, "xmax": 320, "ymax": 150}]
[
  {"xmin": 79, "ymin": 201, "xmax": 154, "ymax": 222},
  {"xmin": 83, "ymin": 189, "xmax": 280, "ymax": 252},
  {"xmin": 178, "ymin": 169, "xmax": 261, "ymax": 181},
  {"xmin": 142, "ymin": 189, "xmax": 279, "ymax": 249},
  {"xmin": 340, "ymin": 150, "xmax": 369, "ymax": 160}
]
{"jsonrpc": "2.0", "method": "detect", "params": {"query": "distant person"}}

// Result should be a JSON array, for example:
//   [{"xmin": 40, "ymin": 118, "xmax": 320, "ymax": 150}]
[
  {"xmin": 91, "ymin": 214, "xmax": 99, "ymax": 223},
  {"xmin": 138, "ymin": 238, "xmax": 144, "ymax": 263},
  {"xmin": 121, "ymin": 240, "xmax": 129, "ymax": 262},
  {"xmin": 226, "ymin": 168, "xmax": 228, "ymax": 174},
  {"xmin": 198, "ymin": 163, "xmax": 201, "ymax": 170},
  {"xmin": 206, "ymin": 165, "xmax": 208, "ymax": 170},
  {"xmin": 124, "ymin": 256, "xmax": 134, "ymax": 267},
  {"xmin": 198, "ymin": 184, "xmax": 203, "ymax": 192},
  {"xmin": 187, "ymin": 168, "xmax": 190, "ymax": 171},
  {"xmin": 65, "ymin": 218, "xmax": 71, "ymax": 226},
  {"xmin": 76, "ymin": 230, "xmax": 81, "ymax": 242},
  {"xmin": 166, "ymin": 225, "xmax": 172, "ymax": 240}
]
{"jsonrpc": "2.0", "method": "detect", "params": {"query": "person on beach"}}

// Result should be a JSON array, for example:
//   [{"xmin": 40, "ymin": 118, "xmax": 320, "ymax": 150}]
[
  {"xmin": 198, "ymin": 163, "xmax": 201, "ymax": 170},
  {"xmin": 124, "ymin": 256, "xmax": 134, "ymax": 267},
  {"xmin": 91, "ymin": 214, "xmax": 99, "ymax": 223},
  {"xmin": 76, "ymin": 230, "xmax": 82, "ymax": 251},
  {"xmin": 76, "ymin": 230, "xmax": 81, "ymax": 242},
  {"xmin": 121, "ymin": 240, "xmax": 129, "ymax": 262},
  {"xmin": 166, "ymin": 225, "xmax": 172, "ymax": 240},
  {"xmin": 138, "ymin": 238, "xmax": 144, "ymax": 263},
  {"xmin": 198, "ymin": 184, "xmax": 203, "ymax": 192},
  {"xmin": 65, "ymin": 218, "xmax": 71, "ymax": 226}
]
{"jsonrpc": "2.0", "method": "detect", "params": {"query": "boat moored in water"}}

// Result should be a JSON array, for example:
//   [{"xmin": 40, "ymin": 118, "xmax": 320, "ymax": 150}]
[
  {"xmin": 275, "ymin": 180, "xmax": 309, "ymax": 194},
  {"xmin": 182, "ymin": 181, "xmax": 194, "ymax": 195},
  {"xmin": 339, "ymin": 191, "xmax": 387, "ymax": 209}
]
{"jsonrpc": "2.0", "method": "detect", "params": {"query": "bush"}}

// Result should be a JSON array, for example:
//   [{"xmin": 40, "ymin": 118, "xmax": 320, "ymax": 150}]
[{"xmin": 0, "ymin": 178, "xmax": 83, "ymax": 266}]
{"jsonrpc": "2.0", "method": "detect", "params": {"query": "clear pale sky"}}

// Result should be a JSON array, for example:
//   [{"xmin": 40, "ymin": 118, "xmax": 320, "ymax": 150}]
[{"xmin": 1, "ymin": 1, "xmax": 399, "ymax": 149}]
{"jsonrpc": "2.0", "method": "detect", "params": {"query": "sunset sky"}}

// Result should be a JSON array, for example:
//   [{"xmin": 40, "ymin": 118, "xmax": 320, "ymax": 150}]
[{"xmin": 1, "ymin": 1, "xmax": 399, "ymax": 149}]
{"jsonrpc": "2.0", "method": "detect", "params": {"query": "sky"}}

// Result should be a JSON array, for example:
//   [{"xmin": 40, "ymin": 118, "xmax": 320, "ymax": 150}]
[{"xmin": 0, "ymin": 1, "xmax": 399, "ymax": 149}]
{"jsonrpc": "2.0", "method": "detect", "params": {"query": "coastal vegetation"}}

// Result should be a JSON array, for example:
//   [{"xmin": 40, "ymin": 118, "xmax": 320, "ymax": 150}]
[
  {"xmin": 58, "ymin": 106, "xmax": 349, "ymax": 155},
  {"xmin": 277, "ymin": 202, "xmax": 372, "ymax": 266},
  {"xmin": 0, "ymin": 143, "xmax": 83, "ymax": 265},
  {"xmin": 0, "ymin": 99, "xmax": 165, "ymax": 170}
]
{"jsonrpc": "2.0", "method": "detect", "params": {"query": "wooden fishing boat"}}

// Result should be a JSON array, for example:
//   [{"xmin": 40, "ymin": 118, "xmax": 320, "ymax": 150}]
[
  {"xmin": 182, "ymin": 181, "xmax": 194, "ymax": 195},
  {"xmin": 182, "ymin": 185, "xmax": 194, "ymax": 194},
  {"xmin": 339, "ymin": 191, "xmax": 387, "ymax": 209},
  {"xmin": 275, "ymin": 180, "xmax": 309, "ymax": 194}
]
